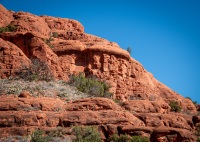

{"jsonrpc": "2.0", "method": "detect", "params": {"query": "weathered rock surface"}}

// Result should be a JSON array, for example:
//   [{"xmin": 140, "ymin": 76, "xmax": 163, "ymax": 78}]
[
  {"xmin": 0, "ymin": 95, "xmax": 197, "ymax": 141},
  {"xmin": 0, "ymin": 4, "xmax": 14, "ymax": 27},
  {"xmin": 0, "ymin": 4, "xmax": 196, "ymax": 111},
  {"xmin": 0, "ymin": 4, "xmax": 199, "ymax": 142},
  {"xmin": 0, "ymin": 38, "xmax": 30, "ymax": 78}
]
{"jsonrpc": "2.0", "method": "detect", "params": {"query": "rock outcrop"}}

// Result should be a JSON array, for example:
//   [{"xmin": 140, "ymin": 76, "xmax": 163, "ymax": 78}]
[
  {"xmin": 0, "ymin": 95, "xmax": 197, "ymax": 141},
  {"xmin": 0, "ymin": 4, "xmax": 199, "ymax": 141},
  {"xmin": 0, "ymin": 4, "xmax": 196, "ymax": 109}
]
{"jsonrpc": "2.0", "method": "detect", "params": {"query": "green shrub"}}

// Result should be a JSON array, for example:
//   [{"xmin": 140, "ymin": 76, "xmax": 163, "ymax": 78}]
[
  {"xmin": 48, "ymin": 127, "xmax": 65, "ymax": 137},
  {"xmin": 109, "ymin": 134, "xmax": 149, "ymax": 142},
  {"xmin": 127, "ymin": 47, "xmax": 131, "ymax": 54},
  {"xmin": 185, "ymin": 96, "xmax": 198, "ymax": 105},
  {"xmin": 42, "ymin": 37, "xmax": 54, "ymax": 48},
  {"xmin": 72, "ymin": 126, "xmax": 101, "ymax": 142},
  {"xmin": 169, "ymin": 100, "xmax": 182, "ymax": 112},
  {"xmin": 130, "ymin": 136, "xmax": 149, "ymax": 142},
  {"xmin": 31, "ymin": 129, "xmax": 52, "ymax": 142},
  {"xmin": 196, "ymin": 124, "xmax": 200, "ymax": 142},
  {"xmin": 197, "ymin": 124, "xmax": 200, "ymax": 135},
  {"xmin": 52, "ymin": 32, "xmax": 58, "ymax": 38},
  {"xmin": 109, "ymin": 134, "xmax": 129, "ymax": 142},
  {"xmin": 16, "ymin": 58, "xmax": 54, "ymax": 82},
  {"xmin": 114, "ymin": 99, "xmax": 120, "ymax": 104},
  {"xmin": 0, "ymin": 24, "xmax": 17, "ymax": 33},
  {"xmin": 70, "ymin": 73, "xmax": 112, "ymax": 98},
  {"xmin": 0, "ymin": 79, "xmax": 5, "ymax": 94},
  {"xmin": 7, "ymin": 84, "xmax": 22, "ymax": 94}
]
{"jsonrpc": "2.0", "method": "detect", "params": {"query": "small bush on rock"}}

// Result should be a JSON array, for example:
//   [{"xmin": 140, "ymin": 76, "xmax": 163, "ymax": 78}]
[
  {"xmin": 109, "ymin": 134, "xmax": 129, "ymax": 142},
  {"xmin": 69, "ymin": 73, "xmax": 112, "ymax": 98},
  {"xmin": 31, "ymin": 129, "xmax": 52, "ymax": 142},
  {"xmin": 169, "ymin": 100, "xmax": 182, "ymax": 112},
  {"xmin": 52, "ymin": 32, "xmax": 58, "ymax": 38},
  {"xmin": 130, "ymin": 136, "xmax": 149, "ymax": 142},
  {"xmin": 72, "ymin": 126, "xmax": 101, "ymax": 142},
  {"xmin": 109, "ymin": 134, "xmax": 149, "ymax": 142},
  {"xmin": 127, "ymin": 47, "xmax": 131, "ymax": 54},
  {"xmin": 0, "ymin": 24, "xmax": 17, "ymax": 33},
  {"xmin": 196, "ymin": 124, "xmax": 200, "ymax": 142},
  {"xmin": 185, "ymin": 96, "xmax": 198, "ymax": 105},
  {"xmin": 42, "ymin": 37, "xmax": 54, "ymax": 48},
  {"xmin": 48, "ymin": 127, "xmax": 66, "ymax": 137},
  {"xmin": 17, "ymin": 58, "xmax": 54, "ymax": 82}
]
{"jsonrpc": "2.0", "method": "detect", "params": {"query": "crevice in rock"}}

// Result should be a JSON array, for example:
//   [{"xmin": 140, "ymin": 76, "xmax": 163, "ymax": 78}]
[
  {"xmin": 100, "ymin": 126, "xmax": 109, "ymax": 140},
  {"xmin": 0, "ymin": 33, "xmax": 34, "ymax": 59},
  {"xmin": 117, "ymin": 126, "xmax": 123, "ymax": 135}
]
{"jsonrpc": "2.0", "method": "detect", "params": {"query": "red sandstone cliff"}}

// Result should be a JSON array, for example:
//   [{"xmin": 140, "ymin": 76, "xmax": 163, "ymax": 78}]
[{"xmin": 0, "ymin": 4, "xmax": 199, "ymax": 141}]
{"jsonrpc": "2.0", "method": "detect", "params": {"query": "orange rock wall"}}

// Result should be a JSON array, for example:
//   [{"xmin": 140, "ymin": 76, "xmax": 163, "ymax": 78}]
[{"xmin": 0, "ymin": 4, "xmax": 196, "ymax": 112}]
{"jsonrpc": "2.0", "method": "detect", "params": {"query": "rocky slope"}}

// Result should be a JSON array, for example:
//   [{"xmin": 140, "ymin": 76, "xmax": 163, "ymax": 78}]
[
  {"xmin": 0, "ymin": 94, "xmax": 199, "ymax": 141},
  {"xmin": 0, "ymin": 4, "xmax": 199, "ymax": 141}
]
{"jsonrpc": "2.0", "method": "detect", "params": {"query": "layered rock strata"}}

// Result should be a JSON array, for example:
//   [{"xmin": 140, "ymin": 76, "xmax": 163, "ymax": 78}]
[
  {"xmin": 0, "ymin": 4, "xmax": 199, "ymax": 142},
  {"xmin": 0, "ymin": 95, "xmax": 197, "ymax": 141}
]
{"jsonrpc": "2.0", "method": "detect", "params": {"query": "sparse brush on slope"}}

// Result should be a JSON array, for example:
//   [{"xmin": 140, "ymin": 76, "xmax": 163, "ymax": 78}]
[
  {"xmin": 69, "ymin": 73, "xmax": 112, "ymax": 98},
  {"xmin": 31, "ymin": 129, "xmax": 53, "ymax": 142},
  {"xmin": 0, "ymin": 79, "xmax": 88, "ymax": 100},
  {"xmin": 109, "ymin": 134, "xmax": 149, "ymax": 142},
  {"xmin": 169, "ymin": 100, "xmax": 182, "ymax": 112},
  {"xmin": 0, "ymin": 24, "xmax": 17, "ymax": 33},
  {"xmin": 16, "ymin": 58, "xmax": 54, "ymax": 82},
  {"xmin": 72, "ymin": 126, "xmax": 102, "ymax": 142},
  {"xmin": 186, "ymin": 96, "xmax": 198, "ymax": 105},
  {"xmin": 196, "ymin": 124, "xmax": 200, "ymax": 142}
]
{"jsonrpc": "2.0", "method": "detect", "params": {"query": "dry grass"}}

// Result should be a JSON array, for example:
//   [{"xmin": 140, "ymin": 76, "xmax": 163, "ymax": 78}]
[
  {"xmin": 0, "ymin": 78, "xmax": 88, "ymax": 101},
  {"xmin": 0, "ymin": 134, "xmax": 72, "ymax": 142}
]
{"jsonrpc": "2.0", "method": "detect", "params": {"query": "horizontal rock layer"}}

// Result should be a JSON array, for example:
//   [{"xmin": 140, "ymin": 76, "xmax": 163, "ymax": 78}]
[{"xmin": 0, "ymin": 95, "xmax": 197, "ymax": 141}]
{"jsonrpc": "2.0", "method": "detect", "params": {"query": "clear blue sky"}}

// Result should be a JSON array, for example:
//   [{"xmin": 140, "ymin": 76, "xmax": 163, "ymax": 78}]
[{"xmin": 1, "ymin": 0, "xmax": 200, "ymax": 103}]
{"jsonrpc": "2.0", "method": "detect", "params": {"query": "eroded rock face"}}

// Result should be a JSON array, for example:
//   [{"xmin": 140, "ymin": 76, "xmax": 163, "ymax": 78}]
[
  {"xmin": 0, "ymin": 4, "xmax": 14, "ymax": 27},
  {"xmin": 0, "ymin": 5, "xmax": 196, "ymax": 113},
  {"xmin": 0, "ymin": 38, "xmax": 30, "ymax": 78},
  {"xmin": 42, "ymin": 16, "xmax": 84, "ymax": 33},
  {"xmin": 0, "ymin": 4, "xmax": 199, "ymax": 141},
  {"xmin": 0, "ymin": 95, "xmax": 197, "ymax": 141}
]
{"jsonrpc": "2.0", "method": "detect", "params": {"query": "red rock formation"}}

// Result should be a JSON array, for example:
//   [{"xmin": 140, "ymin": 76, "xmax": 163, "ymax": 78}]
[
  {"xmin": 0, "ymin": 38, "xmax": 30, "ymax": 78},
  {"xmin": 0, "ymin": 4, "xmax": 199, "ymax": 141},
  {"xmin": 0, "ymin": 5, "xmax": 196, "ymax": 112},
  {"xmin": 0, "ymin": 95, "xmax": 196, "ymax": 141},
  {"xmin": 0, "ymin": 4, "xmax": 14, "ymax": 27}
]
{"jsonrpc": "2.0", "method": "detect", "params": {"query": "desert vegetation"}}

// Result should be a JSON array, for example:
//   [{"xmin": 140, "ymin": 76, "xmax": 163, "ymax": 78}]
[
  {"xmin": 196, "ymin": 124, "xmax": 200, "ymax": 142},
  {"xmin": 109, "ymin": 134, "xmax": 149, "ymax": 142},
  {"xmin": 126, "ymin": 47, "xmax": 131, "ymax": 54},
  {"xmin": 16, "ymin": 58, "xmax": 54, "ymax": 82},
  {"xmin": 0, "ymin": 24, "xmax": 17, "ymax": 33},
  {"xmin": 31, "ymin": 129, "xmax": 53, "ymax": 142},
  {"xmin": 1, "ymin": 59, "xmax": 112, "ymax": 100},
  {"xmin": 169, "ymin": 100, "xmax": 182, "ymax": 112},
  {"xmin": 72, "ymin": 126, "xmax": 102, "ymax": 142},
  {"xmin": 69, "ymin": 73, "xmax": 112, "ymax": 98},
  {"xmin": 0, "ymin": 78, "xmax": 88, "ymax": 100},
  {"xmin": 186, "ymin": 96, "xmax": 198, "ymax": 105},
  {"xmin": 42, "ymin": 36, "xmax": 54, "ymax": 48},
  {"xmin": 52, "ymin": 32, "xmax": 58, "ymax": 38}
]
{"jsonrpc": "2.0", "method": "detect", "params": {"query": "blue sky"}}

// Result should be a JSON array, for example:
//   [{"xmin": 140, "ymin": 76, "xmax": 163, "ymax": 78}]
[{"xmin": 1, "ymin": 0, "xmax": 200, "ymax": 103}]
